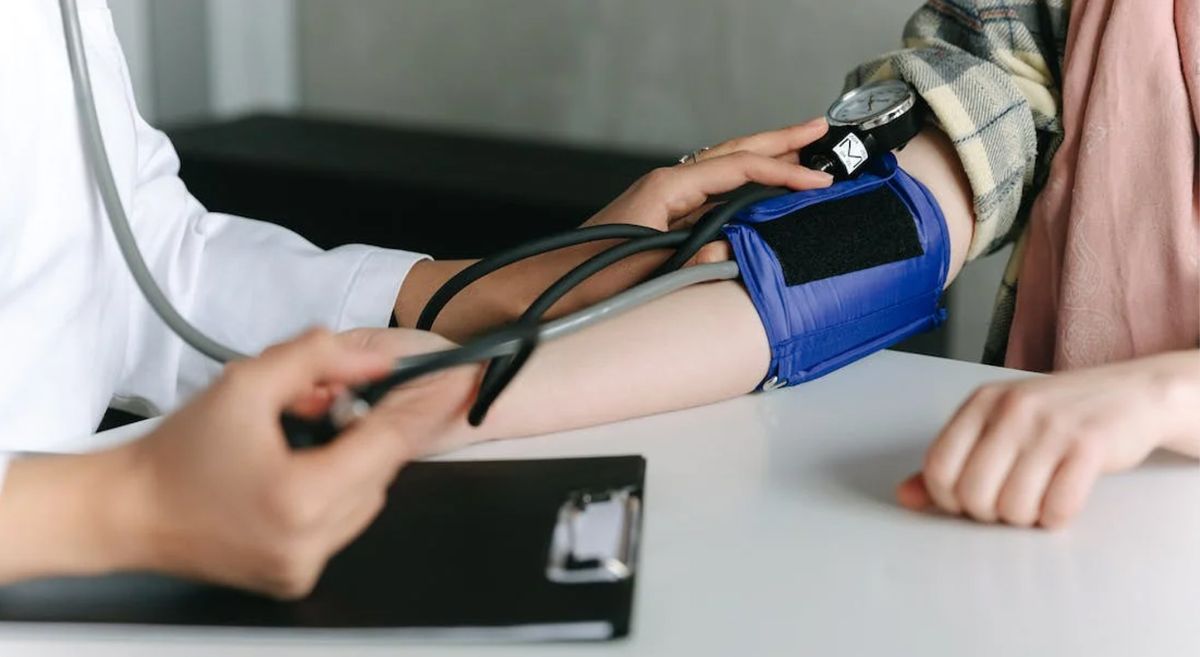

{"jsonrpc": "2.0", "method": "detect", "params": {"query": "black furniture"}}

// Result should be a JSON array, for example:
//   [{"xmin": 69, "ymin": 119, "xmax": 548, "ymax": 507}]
[{"xmin": 168, "ymin": 114, "xmax": 667, "ymax": 259}]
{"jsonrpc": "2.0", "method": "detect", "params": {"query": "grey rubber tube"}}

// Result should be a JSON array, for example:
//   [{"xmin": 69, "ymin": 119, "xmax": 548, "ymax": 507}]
[
  {"xmin": 540, "ymin": 261, "xmax": 739, "ymax": 342},
  {"xmin": 59, "ymin": 0, "xmax": 247, "ymax": 363}
]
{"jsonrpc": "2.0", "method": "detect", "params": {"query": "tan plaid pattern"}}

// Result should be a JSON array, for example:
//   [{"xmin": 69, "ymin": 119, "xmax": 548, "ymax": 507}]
[{"xmin": 847, "ymin": 0, "xmax": 1069, "ymax": 364}]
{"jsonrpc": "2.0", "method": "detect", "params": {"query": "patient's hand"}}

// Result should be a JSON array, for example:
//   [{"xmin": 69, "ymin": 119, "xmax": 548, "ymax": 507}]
[{"xmin": 897, "ymin": 351, "xmax": 1200, "ymax": 528}]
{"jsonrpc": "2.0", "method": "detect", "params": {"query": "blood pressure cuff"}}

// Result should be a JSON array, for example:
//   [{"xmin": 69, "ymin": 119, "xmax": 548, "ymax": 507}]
[{"xmin": 722, "ymin": 153, "xmax": 949, "ymax": 390}]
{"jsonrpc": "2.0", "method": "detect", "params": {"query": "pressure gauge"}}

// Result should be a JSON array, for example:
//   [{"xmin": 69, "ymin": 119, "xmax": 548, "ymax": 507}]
[
  {"xmin": 799, "ymin": 79, "xmax": 924, "ymax": 181},
  {"xmin": 827, "ymin": 79, "xmax": 917, "ymax": 129}
]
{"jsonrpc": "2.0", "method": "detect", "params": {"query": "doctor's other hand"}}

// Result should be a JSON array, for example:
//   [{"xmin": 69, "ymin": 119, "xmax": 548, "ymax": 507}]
[
  {"xmin": 895, "ymin": 350, "xmax": 1200, "ymax": 529},
  {"xmin": 118, "ymin": 329, "xmax": 427, "ymax": 599},
  {"xmin": 336, "ymin": 327, "xmax": 482, "ymax": 456}
]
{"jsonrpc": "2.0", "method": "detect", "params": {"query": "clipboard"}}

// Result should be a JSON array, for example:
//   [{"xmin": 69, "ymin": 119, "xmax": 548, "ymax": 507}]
[{"xmin": 0, "ymin": 456, "xmax": 645, "ymax": 642}]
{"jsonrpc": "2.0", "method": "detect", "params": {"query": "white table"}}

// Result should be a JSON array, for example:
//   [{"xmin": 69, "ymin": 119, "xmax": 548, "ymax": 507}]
[{"xmin": 2, "ymin": 351, "xmax": 1197, "ymax": 656}]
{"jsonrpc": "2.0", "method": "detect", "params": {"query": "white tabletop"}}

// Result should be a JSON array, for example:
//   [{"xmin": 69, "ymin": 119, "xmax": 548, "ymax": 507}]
[{"xmin": 2, "ymin": 351, "xmax": 1197, "ymax": 656}]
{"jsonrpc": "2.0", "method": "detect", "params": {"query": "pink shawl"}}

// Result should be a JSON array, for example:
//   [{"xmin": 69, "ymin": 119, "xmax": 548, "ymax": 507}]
[{"xmin": 1006, "ymin": 0, "xmax": 1200, "ymax": 371}]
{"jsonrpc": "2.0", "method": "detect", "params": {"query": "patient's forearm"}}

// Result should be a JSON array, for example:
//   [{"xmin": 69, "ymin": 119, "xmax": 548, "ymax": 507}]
[
  {"xmin": 456, "ymin": 127, "xmax": 976, "ymax": 440},
  {"xmin": 476, "ymin": 280, "xmax": 771, "ymax": 439}
]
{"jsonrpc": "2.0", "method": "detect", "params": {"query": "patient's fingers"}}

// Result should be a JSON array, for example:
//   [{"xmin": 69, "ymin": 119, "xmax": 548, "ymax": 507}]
[{"xmin": 695, "ymin": 119, "xmax": 829, "ymax": 163}]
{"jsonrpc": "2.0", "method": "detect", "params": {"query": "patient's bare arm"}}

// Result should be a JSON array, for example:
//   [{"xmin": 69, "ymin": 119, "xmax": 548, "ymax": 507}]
[
  {"xmin": 895, "ymin": 127, "xmax": 975, "ymax": 285},
  {"xmin": 413, "ymin": 127, "xmax": 978, "ymax": 446}
]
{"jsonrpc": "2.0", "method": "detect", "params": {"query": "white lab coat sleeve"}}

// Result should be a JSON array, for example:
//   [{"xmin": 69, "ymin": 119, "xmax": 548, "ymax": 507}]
[{"xmin": 110, "ymin": 101, "xmax": 427, "ymax": 414}]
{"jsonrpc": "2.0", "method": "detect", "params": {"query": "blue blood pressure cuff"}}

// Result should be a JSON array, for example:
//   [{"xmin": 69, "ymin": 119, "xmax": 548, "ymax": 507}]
[{"xmin": 722, "ymin": 154, "xmax": 949, "ymax": 390}]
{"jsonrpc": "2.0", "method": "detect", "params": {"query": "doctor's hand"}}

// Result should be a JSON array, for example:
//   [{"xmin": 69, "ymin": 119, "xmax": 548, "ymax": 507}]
[
  {"xmin": 118, "ymin": 329, "xmax": 435, "ymax": 599},
  {"xmin": 396, "ymin": 120, "xmax": 833, "ymax": 340},
  {"xmin": 582, "ymin": 118, "xmax": 834, "ymax": 255},
  {"xmin": 895, "ymin": 351, "xmax": 1200, "ymax": 529}
]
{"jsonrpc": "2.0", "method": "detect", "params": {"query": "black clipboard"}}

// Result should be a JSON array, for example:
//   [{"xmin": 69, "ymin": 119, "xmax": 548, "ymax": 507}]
[{"xmin": 0, "ymin": 456, "xmax": 645, "ymax": 642}]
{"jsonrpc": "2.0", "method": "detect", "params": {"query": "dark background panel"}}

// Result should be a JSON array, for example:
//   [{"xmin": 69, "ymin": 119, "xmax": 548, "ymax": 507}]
[{"xmin": 168, "ymin": 115, "xmax": 666, "ymax": 258}]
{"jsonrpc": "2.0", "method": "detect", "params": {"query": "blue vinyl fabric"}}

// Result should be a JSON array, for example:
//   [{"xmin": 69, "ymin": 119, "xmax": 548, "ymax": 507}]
[{"xmin": 723, "ymin": 154, "xmax": 950, "ymax": 390}]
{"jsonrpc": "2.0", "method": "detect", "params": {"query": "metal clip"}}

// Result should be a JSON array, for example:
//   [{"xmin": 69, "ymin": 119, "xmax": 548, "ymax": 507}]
[
  {"xmin": 546, "ymin": 487, "xmax": 642, "ymax": 585},
  {"xmin": 761, "ymin": 376, "xmax": 786, "ymax": 391}
]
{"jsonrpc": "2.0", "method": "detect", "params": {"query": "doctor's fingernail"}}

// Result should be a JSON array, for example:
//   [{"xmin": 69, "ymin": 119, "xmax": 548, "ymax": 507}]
[{"xmin": 811, "ymin": 170, "xmax": 835, "ymax": 185}]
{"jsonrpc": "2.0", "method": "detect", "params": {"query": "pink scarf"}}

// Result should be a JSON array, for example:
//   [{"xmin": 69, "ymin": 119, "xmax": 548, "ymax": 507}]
[{"xmin": 1006, "ymin": 0, "xmax": 1200, "ymax": 371}]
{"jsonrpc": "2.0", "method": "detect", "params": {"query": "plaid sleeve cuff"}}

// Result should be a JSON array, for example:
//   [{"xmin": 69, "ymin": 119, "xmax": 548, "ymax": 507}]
[{"xmin": 845, "ymin": 0, "xmax": 1065, "ymax": 260}]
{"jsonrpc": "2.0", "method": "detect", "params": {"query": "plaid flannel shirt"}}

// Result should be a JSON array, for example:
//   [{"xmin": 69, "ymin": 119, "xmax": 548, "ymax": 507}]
[{"xmin": 847, "ymin": 0, "xmax": 1070, "ymax": 364}]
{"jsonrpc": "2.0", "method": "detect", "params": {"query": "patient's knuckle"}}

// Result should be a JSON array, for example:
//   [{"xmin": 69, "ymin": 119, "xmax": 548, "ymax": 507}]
[
  {"xmin": 995, "ymin": 483, "xmax": 1037, "ymax": 527},
  {"xmin": 996, "ymin": 495, "xmax": 1036, "ymax": 528},
  {"xmin": 965, "ymin": 384, "xmax": 1001, "ymax": 408},
  {"xmin": 923, "ymin": 432, "xmax": 962, "ymax": 476},
  {"xmin": 954, "ymin": 480, "xmax": 993, "ymax": 522},
  {"xmin": 1035, "ymin": 412, "xmax": 1073, "ymax": 443},
  {"xmin": 996, "ymin": 387, "xmax": 1039, "ymax": 421},
  {"xmin": 1040, "ymin": 499, "xmax": 1076, "ymax": 529},
  {"xmin": 922, "ymin": 458, "xmax": 956, "ymax": 494}
]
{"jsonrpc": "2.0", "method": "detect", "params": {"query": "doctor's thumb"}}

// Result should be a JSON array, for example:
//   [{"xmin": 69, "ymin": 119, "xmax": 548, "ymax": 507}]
[
  {"xmin": 688, "ymin": 241, "xmax": 733, "ymax": 266},
  {"xmin": 252, "ymin": 329, "xmax": 394, "ymax": 407}
]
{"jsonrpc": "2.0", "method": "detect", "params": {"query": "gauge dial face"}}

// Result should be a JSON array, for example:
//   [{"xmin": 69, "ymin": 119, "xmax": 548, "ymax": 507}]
[{"xmin": 827, "ymin": 80, "xmax": 913, "ymax": 126}]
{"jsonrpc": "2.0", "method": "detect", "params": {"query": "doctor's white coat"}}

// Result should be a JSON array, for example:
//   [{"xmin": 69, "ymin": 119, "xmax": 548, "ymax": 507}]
[{"xmin": 0, "ymin": 0, "xmax": 425, "ymax": 478}]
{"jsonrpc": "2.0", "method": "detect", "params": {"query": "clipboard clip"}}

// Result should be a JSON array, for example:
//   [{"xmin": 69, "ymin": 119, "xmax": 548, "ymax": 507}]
[{"xmin": 546, "ymin": 487, "xmax": 642, "ymax": 585}]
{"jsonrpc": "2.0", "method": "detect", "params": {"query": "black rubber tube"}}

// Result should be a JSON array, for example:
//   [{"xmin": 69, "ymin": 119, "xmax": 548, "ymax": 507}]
[
  {"xmin": 467, "ymin": 231, "xmax": 693, "ymax": 425},
  {"xmin": 648, "ymin": 184, "xmax": 791, "ymax": 278},
  {"xmin": 416, "ymin": 224, "xmax": 660, "ymax": 331}
]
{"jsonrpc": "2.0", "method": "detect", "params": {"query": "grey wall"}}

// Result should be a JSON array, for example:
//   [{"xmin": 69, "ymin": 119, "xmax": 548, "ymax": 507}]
[
  {"xmin": 147, "ymin": 0, "xmax": 212, "ymax": 124},
  {"xmin": 108, "ymin": 0, "xmax": 155, "ymax": 115},
  {"xmin": 297, "ymin": 0, "xmax": 920, "ymax": 153},
  {"xmin": 109, "ymin": 0, "xmax": 298, "ymax": 124}
]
